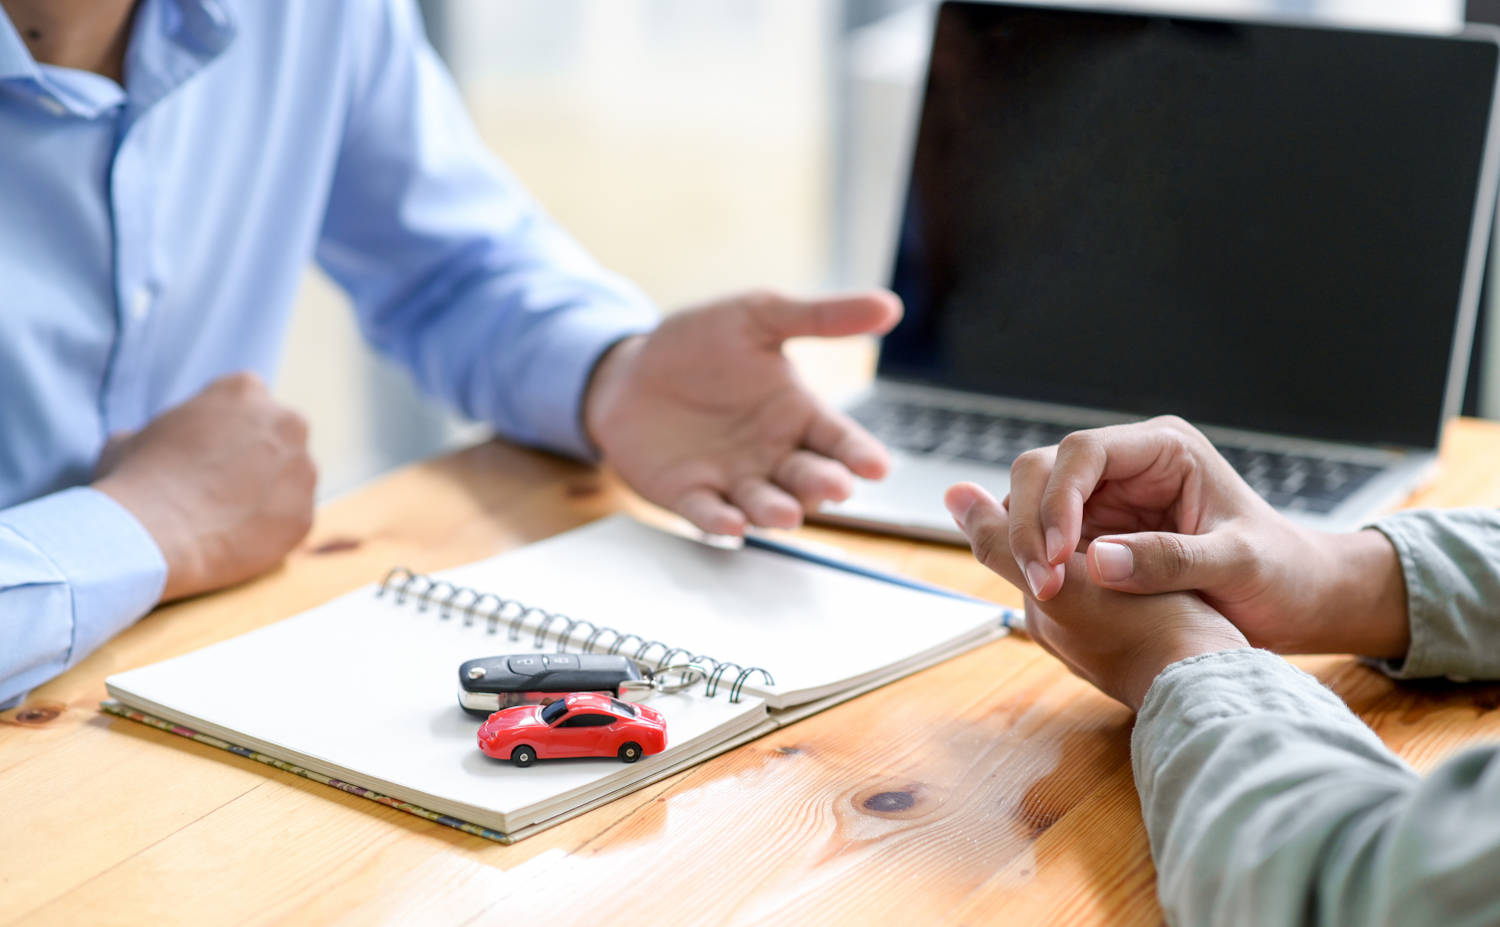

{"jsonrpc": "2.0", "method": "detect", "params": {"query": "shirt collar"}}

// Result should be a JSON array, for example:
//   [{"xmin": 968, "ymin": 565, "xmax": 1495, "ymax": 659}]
[
  {"xmin": 173, "ymin": 0, "xmax": 237, "ymax": 56},
  {"xmin": 0, "ymin": 0, "xmax": 236, "ymax": 115},
  {"xmin": 125, "ymin": 0, "xmax": 237, "ymax": 113}
]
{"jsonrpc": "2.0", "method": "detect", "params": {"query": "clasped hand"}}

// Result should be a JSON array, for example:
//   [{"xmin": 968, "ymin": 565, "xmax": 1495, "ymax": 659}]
[
  {"xmin": 946, "ymin": 480, "xmax": 1247, "ymax": 711},
  {"xmin": 947, "ymin": 416, "xmax": 1411, "ymax": 709}
]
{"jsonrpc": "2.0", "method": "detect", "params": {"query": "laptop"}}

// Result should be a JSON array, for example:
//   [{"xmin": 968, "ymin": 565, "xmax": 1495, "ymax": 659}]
[{"xmin": 817, "ymin": 1, "xmax": 1500, "ymax": 544}]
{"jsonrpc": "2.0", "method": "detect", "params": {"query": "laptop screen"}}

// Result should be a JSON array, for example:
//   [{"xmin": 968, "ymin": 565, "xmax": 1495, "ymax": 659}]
[{"xmin": 881, "ymin": 2, "xmax": 1499, "ymax": 449}]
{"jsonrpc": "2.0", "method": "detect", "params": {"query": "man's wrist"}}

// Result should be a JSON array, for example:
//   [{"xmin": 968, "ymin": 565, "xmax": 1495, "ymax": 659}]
[
  {"xmin": 1304, "ymin": 528, "xmax": 1410, "ymax": 659},
  {"xmin": 1124, "ymin": 626, "xmax": 1251, "ymax": 712},
  {"xmin": 581, "ymin": 333, "xmax": 645, "ymax": 456},
  {"xmin": 93, "ymin": 474, "xmax": 198, "ymax": 601}
]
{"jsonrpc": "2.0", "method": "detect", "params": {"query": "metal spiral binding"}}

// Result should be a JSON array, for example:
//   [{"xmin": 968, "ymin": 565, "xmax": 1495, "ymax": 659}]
[{"xmin": 375, "ymin": 566, "xmax": 774, "ymax": 703}]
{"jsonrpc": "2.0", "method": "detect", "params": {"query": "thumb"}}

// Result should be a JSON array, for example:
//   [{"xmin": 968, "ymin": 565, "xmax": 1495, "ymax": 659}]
[
  {"xmin": 747, "ymin": 290, "xmax": 902, "ymax": 345},
  {"xmin": 1086, "ymin": 530, "xmax": 1246, "ymax": 596}
]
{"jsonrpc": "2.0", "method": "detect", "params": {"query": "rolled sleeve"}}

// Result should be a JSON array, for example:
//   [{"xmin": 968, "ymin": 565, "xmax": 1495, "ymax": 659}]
[
  {"xmin": 0, "ymin": 487, "xmax": 166, "ymax": 706},
  {"xmin": 1366, "ymin": 509, "xmax": 1500, "ymax": 681}
]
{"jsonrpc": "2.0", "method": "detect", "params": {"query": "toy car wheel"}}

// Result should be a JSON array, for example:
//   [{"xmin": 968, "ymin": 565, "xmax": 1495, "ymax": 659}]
[
  {"xmin": 512, "ymin": 745, "xmax": 536, "ymax": 767},
  {"xmin": 618, "ymin": 741, "xmax": 643, "ymax": 763}
]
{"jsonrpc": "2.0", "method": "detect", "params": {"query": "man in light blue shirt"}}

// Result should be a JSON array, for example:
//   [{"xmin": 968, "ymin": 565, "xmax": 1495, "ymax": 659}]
[{"xmin": 0, "ymin": 0, "xmax": 900, "ymax": 707}]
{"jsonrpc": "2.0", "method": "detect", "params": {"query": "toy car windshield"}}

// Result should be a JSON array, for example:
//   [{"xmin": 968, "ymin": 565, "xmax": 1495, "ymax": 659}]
[{"xmin": 540, "ymin": 699, "xmax": 569, "ymax": 725}]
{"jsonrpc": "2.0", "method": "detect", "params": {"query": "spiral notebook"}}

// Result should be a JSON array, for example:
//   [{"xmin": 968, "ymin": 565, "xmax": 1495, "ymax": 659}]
[{"xmin": 104, "ymin": 516, "xmax": 1007, "ymax": 841}]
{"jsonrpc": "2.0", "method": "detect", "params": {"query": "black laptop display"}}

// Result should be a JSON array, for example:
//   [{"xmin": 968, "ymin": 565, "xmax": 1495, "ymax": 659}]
[{"xmin": 881, "ymin": 2, "xmax": 1499, "ymax": 450}]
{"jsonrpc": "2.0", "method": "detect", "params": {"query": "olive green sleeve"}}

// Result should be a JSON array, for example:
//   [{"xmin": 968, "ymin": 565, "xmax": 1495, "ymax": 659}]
[
  {"xmin": 1134, "ymin": 648, "xmax": 1500, "ymax": 927},
  {"xmin": 1367, "ymin": 509, "xmax": 1500, "ymax": 680}
]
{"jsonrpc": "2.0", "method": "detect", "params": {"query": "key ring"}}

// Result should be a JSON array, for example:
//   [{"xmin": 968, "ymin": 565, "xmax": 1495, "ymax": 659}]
[{"xmin": 618, "ymin": 662, "xmax": 709, "ymax": 700}]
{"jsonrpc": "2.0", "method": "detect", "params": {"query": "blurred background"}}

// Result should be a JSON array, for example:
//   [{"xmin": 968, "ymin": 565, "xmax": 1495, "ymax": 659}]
[{"xmin": 275, "ymin": 0, "xmax": 1489, "ymax": 498}]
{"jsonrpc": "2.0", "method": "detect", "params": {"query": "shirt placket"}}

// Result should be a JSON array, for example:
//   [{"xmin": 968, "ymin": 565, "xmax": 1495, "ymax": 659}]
[
  {"xmin": 96, "ymin": 0, "xmax": 234, "ymax": 435},
  {"xmin": 103, "ymin": 109, "xmax": 159, "ymax": 434}
]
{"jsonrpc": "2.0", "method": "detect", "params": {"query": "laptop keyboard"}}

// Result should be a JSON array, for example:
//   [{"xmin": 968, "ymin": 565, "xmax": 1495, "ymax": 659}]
[{"xmin": 849, "ymin": 398, "xmax": 1383, "ymax": 515}]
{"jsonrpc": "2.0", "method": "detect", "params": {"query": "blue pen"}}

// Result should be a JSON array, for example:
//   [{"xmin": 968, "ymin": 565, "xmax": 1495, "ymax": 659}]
[{"xmin": 741, "ymin": 533, "xmax": 1026, "ymax": 632}]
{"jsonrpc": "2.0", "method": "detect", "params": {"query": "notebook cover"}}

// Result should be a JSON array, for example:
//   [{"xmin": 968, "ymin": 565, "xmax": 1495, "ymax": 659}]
[{"xmin": 99, "ymin": 700, "xmax": 514, "ymax": 844}]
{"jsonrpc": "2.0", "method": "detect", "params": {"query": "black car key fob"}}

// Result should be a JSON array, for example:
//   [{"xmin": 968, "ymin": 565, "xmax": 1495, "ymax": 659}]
[{"xmin": 457, "ymin": 654, "xmax": 644, "ymax": 717}]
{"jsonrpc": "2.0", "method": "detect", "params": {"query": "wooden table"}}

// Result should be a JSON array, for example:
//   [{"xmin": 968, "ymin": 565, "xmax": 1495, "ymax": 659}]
[{"xmin": 5, "ymin": 415, "xmax": 1500, "ymax": 926}]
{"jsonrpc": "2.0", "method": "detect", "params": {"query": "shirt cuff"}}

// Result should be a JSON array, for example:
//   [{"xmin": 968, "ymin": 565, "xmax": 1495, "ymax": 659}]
[
  {"xmin": 1364, "ymin": 510, "xmax": 1500, "ymax": 681},
  {"xmin": 513, "ymin": 302, "xmax": 656, "ymax": 461},
  {"xmin": 1132, "ymin": 649, "xmax": 1386, "ymax": 794},
  {"xmin": 0, "ymin": 487, "xmax": 167, "ymax": 663}
]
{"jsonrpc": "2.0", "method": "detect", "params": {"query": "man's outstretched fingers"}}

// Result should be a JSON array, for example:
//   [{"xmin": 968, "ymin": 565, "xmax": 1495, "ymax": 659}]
[
  {"xmin": 746, "ymin": 290, "xmax": 902, "ymax": 345},
  {"xmin": 675, "ymin": 488, "xmax": 749, "ymax": 537},
  {"xmin": 728, "ymin": 478, "xmax": 804, "ymax": 530},
  {"xmin": 945, "ymin": 482, "xmax": 1027, "ymax": 590},
  {"xmin": 773, "ymin": 450, "xmax": 855, "ymax": 510},
  {"xmin": 804, "ymin": 405, "xmax": 890, "ymax": 480},
  {"xmin": 1086, "ymin": 529, "xmax": 1247, "ymax": 594}
]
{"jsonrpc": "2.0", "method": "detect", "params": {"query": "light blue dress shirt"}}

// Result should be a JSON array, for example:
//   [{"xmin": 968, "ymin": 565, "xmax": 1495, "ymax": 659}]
[{"xmin": 0, "ymin": 0, "xmax": 658, "ymax": 707}]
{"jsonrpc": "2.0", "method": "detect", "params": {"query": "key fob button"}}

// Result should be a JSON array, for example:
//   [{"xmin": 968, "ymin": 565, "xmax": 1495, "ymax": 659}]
[
  {"xmin": 541, "ymin": 654, "xmax": 578, "ymax": 669},
  {"xmin": 507, "ymin": 656, "xmax": 542, "ymax": 673}
]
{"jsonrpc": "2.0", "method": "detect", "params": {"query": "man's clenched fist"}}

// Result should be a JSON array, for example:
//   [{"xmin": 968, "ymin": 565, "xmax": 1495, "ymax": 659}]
[{"xmin": 94, "ymin": 372, "xmax": 317, "ymax": 602}]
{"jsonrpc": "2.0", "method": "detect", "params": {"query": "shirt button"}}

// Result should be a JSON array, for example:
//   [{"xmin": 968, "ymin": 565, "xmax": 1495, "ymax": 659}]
[
  {"xmin": 38, "ymin": 96, "xmax": 66, "ymax": 116},
  {"xmin": 127, "ymin": 287, "xmax": 152, "ymax": 321}
]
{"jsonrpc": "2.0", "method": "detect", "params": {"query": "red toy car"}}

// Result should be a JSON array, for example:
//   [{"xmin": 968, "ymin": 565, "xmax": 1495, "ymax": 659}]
[{"xmin": 477, "ymin": 692, "xmax": 668, "ymax": 767}]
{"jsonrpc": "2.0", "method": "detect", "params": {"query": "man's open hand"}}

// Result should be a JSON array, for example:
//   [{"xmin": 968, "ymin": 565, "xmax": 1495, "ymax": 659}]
[
  {"xmin": 583, "ymin": 290, "xmax": 901, "ymax": 535},
  {"xmin": 93, "ymin": 372, "xmax": 317, "ymax": 601}
]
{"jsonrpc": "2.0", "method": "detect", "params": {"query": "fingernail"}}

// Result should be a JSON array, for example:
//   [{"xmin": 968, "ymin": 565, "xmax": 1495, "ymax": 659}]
[
  {"xmin": 945, "ymin": 492, "xmax": 975, "ymax": 525},
  {"xmin": 1094, "ymin": 541, "xmax": 1133, "ymax": 582},
  {"xmin": 1045, "ymin": 527, "xmax": 1065, "ymax": 563},
  {"xmin": 1025, "ymin": 560, "xmax": 1050, "ymax": 598}
]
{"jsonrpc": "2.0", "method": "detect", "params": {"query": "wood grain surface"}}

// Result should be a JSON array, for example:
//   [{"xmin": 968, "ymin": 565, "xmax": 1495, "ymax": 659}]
[{"xmin": 3, "ymin": 414, "xmax": 1499, "ymax": 927}]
